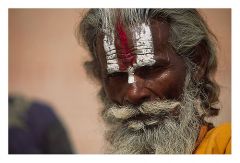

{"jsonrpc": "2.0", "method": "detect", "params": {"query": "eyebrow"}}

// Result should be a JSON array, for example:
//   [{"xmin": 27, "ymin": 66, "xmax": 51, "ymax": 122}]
[
  {"xmin": 105, "ymin": 58, "xmax": 170, "ymax": 74},
  {"xmin": 153, "ymin": 57, "xmax": 170, "ymax": 66}
]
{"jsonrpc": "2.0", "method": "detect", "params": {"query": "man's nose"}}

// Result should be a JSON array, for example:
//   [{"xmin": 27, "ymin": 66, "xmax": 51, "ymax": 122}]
[{"xmin": 123, "ymin": 75, "xmax": 151, "ymax": 105}]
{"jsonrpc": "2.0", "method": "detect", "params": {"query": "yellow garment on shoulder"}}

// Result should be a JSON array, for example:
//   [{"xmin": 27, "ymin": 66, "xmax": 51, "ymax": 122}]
[{"xmin": 194, "ymin": 123, "xmax": 231, "ymax": 154}]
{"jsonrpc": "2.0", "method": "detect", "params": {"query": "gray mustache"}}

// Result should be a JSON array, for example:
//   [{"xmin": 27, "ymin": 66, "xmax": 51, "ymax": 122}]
[{"xmin": 103, "ymin": 100, "xmax": 181, "ymax": 122}]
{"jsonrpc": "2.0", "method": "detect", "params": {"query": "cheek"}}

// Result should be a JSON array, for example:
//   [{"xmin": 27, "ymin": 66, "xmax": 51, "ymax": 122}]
[{"xmin": 148, "ymin": 69, "xmax": 186, "ymax": 100}]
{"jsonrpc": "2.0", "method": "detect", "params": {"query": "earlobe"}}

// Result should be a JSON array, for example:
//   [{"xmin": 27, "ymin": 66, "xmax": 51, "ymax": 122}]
[{"xmin": 191, "ymin": 40, "xmax": 211, "ymax": 81}]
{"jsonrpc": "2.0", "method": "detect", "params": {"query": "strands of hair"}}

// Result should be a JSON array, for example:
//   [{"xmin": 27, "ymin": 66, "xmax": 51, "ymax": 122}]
[
  {"xmin": 79, "ymin": 9, "xmax": 216, "ymax": 57},
  {"xmin": 101, "ymin": 69, "xmax": 201, "ymax": 154},
  {"xmin": 78, "ymin": 8, "xmax": 220, "ymax": 118}
]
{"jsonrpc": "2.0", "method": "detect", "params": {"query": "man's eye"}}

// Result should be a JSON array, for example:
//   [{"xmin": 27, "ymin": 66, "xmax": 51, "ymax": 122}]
[
  {"xmin": 142, "ymin": 65, "xmax": 164, "ymax": 73},
  {"xmin": 135, "ymin": 63, "xmax": 169, "ymax": 78},
  {"xmin": 107, "ymin": 72, "xmax": 127, "ymax": 78}
]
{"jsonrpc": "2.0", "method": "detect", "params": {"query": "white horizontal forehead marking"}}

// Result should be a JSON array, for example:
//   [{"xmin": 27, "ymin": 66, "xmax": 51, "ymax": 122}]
[
  {"xmin": 103, "ymin": 32, "xmax": 119, "ymax": 73},
  {"xmin": 103, "ymin": 23, "xmax": 156, "ymax": 84},
  {"xmin": 132, "ymin": 23, "xmax": 155, "ymax": 67}
]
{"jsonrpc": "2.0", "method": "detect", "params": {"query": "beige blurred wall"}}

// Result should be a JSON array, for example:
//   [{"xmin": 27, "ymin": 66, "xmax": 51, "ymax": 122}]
[
  {"xmin": 198, "ymin": 9, "xmax": 231, "ymax": 125},
  {"xmin": 9, "ymin": 9, "xmax": 231, "ymax": 154}
]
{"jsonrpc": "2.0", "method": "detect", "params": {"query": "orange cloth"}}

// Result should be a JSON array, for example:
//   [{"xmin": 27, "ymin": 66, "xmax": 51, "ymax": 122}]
[{"xmin": 194, "ymin": 123, "xmax": 231, "ymax": 154}]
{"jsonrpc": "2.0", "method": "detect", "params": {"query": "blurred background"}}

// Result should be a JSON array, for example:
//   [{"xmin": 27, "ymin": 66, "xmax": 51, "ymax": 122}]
[{"xmin": 9, "ymin": 9, "xmax": 231, "ymax": 154}]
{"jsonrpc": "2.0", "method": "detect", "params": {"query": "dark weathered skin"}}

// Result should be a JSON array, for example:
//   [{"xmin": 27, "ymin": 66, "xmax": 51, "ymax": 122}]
[{"xmin": 96, "ymin": 19, "xmax": 187, "ymax": 106}]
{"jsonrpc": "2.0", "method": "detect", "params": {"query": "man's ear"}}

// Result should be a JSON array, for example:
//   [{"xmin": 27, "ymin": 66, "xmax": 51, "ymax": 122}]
[{"xmin": 191, "ymin": 40, "xmax": 211, "ymax": 81}]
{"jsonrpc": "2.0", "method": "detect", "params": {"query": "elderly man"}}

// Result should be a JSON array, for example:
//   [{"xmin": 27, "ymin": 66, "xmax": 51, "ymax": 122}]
[{"xmin": 77, "ymin": 9, "xmax": 231, "ymax": 154}]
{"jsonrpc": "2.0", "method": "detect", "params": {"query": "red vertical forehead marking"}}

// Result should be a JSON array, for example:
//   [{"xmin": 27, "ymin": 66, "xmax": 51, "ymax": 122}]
[{"xmin": 115, "ymin": 21, "xmax": 136, "ymax": 71}]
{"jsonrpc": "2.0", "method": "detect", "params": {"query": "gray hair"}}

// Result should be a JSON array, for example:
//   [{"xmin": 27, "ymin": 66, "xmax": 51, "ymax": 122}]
[{"xmin": 76, "ymin": 9, "xmax": 220, "ymax": 118}]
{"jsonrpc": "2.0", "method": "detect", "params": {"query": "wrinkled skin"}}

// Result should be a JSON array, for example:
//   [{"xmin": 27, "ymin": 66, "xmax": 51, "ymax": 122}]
[{"xmin": 95, "ymin": 19, "xmax": 187, "ymax": 106}]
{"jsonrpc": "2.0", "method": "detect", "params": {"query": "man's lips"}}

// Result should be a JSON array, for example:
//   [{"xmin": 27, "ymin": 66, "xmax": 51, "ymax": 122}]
[
  {"xmin": 122, "ymin": 105, "xmax": 180, "ymax": 124},
  {"xmin": 126, "ymin": 114, "xmax": 151, "ymax": 122},
  {"xmin": 124, "ymin": 113, "xmax": 167, "ymax": 123},
  {"xmin": 124, "ymin": 114, "xmax": 163, "ymax": 130}
]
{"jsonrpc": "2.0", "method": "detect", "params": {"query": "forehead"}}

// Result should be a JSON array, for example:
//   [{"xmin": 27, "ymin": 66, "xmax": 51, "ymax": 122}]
[{"xmin": 96, "ymin": 19, "xmax": 171, "ymax": 73}]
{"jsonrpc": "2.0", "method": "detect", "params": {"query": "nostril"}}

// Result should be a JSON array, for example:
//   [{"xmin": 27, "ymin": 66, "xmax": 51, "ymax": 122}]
[
  {"xmin": 140, "ymin": 96, "xmax": 151, "ymax": 103},
  {"xmin": 123, "ymin": 97, "xmax": 149, "ymax": 106}
]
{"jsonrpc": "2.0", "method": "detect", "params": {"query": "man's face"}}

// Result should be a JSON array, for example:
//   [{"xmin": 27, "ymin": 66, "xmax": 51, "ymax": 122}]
[
  {"xmin": 96, "ymin": 19, "xmax": 187, "ymax": 105},
  {"xmin": 95, "ymin": 18, "xmax": 200, "ymax": 154}
]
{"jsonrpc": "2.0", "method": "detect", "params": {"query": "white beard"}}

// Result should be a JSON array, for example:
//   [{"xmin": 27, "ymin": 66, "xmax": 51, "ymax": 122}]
[{"xmin": 101, "ymin": 78, "xmax": 201, "ymax": 154}]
